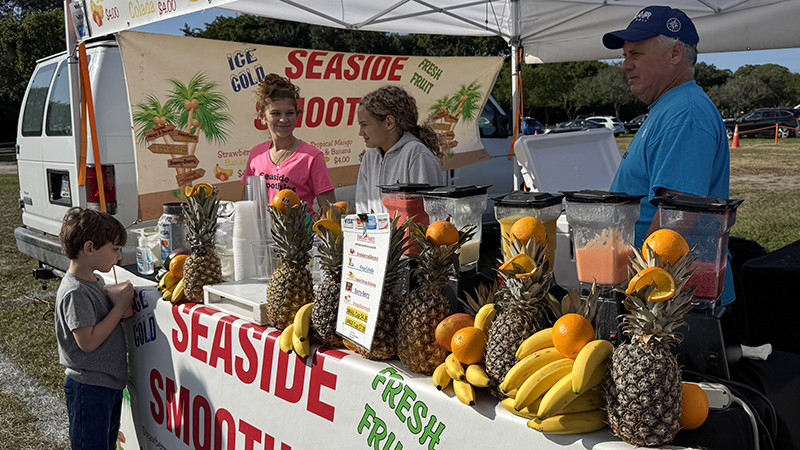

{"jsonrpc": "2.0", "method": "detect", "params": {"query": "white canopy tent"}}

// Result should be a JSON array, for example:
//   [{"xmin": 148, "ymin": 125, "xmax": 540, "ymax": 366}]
[{"xmin": 68, "ymin": 0, "xmax": 800, "ymax": 118}]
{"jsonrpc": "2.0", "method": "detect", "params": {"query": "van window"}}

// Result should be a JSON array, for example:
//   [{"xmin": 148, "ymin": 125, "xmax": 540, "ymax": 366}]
[
  {"xmin": 21, "ymin": 63, "xmax": 57, "ymax": 137},
  {"xmin": 46, "ymin": 62, "xmax": 72, "ymax": 136},
  {"xmin": 479, "ymin": 101, "xmax": 498, "ymax": 137}
]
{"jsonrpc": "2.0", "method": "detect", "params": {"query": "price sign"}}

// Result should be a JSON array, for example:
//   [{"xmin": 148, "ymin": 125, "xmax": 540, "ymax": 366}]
[{"xmin": 336, "ymin": 213, "xmax": 391, "ymax": 351}]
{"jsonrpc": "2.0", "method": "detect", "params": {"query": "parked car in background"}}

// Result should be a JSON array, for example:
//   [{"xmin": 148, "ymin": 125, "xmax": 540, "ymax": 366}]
[
  {"xmin": 544, "ymin": 118, "xmax": 605, "ymax": 134},
  {"xmin": 522, "ymin": 117, "xmax": 544, "ymax": 135},
  {"xmin": 624, "ymin": 114, "xmax": 648, "ymax": 134},
  {"xmin": 726, "ymin": 108, "xmax": 799, "ymax": 139},
  {"xmin": 586, "ymin": 115, "xmax": 626, "ymax": 136}
]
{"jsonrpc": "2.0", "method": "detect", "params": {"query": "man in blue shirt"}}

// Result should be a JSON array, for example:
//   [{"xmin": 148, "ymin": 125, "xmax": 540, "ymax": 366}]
[{"xmin": 603, "ymin": 6, "xmax": 734, "ymax": 307}]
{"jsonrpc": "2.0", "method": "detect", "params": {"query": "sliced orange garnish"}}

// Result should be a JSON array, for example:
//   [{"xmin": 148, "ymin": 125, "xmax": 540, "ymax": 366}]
[
  {"xmin": 499, "ymin": 253, "xmax": 538, "ymax": 278},
  {"xmin": 625, "ymin": 267, "xmax": 675, "ymax": 302},
  {"xmin": 188, "ymin": 181, "xmax": 214, "ymax": 198},
  {"xmin": 313, "ymin": 218, "xmax": 342, "ymax": 237}
]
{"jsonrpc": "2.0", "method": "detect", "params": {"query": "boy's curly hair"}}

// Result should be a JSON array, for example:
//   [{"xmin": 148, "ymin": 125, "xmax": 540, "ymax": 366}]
[{"xmin": 59, "ymin": 207, "xmax": 127, "ymax": 260}]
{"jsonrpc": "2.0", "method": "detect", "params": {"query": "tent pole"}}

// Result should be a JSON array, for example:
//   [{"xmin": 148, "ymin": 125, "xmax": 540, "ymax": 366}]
[{"xmin": 510, "ymin": 0, "xmax": 522, "ymax": 191}]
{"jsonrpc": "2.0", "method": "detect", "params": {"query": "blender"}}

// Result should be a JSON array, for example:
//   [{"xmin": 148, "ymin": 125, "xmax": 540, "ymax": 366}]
[
  {"xmin": 563, "ymin": 190, "xmax": 644, "ymax": 342},
  {"xmin": 655, "ymin": 194, "xmax": 744, "ymax": 314},
  {"xmin": 493, "ymin": 191, "xmax": 564, "ymax": 266},
  {"xmin": 379, "ymin": 183, "xmax": 440, "ymax": 255},
  {"xmin": 422, "ymin": 185, "xmax": 492, "ymax": 313}
]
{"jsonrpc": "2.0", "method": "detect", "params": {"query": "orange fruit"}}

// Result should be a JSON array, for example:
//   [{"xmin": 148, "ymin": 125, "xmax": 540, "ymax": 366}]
[
  {"xmin": 342, "ymin": 339, "xmax": 359, "ymax": 352},
  {"xmin": 499, "ymin": 253, "xmax": 538, "ymax": 278},
  {"xmin": 552, "ymin": 313, "xmax": 595, "ymax": 359},
  {"xmin": 313, "ymin": 218, "xmax": 342, "ymax": 237},
  {"xmin": 509, "ymin": 216, "xmax": 547, "ymax": 246},
  {"xmin": 426, "ymin": 220, "xmax": 459, "ymax": 246},
  {"xmin": 643, "ymin": 229, "xmax": 690, "ymax": 265},
  {"xmin": 680, "ymin": 383, "xmax": 709, "ymax": 430},
  {"xmin": 169, "ymin": 254, "xmax": 188, "ymax": 279},
  {"xmin": 271, "ymin": 189, "xmax": 301, "ymax": 212},
  {"xmin": 187, "ymin": 181, "xmax": 214, "ymax": 198},
  {"xmin": 450, "ymin": 326, "xmax": 487, "ymax": 365},
  {"xmin": 625, "ymin": 267, "xmax": 676, "ymax": 302},
  {"xmin": 334, "ymin": 201, "xmax": 349, "ymax": 212}
]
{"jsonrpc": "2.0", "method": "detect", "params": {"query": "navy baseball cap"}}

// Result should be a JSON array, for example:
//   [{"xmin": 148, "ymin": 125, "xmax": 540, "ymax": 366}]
[{"xmin": 603, "ymin": 6, "xmax": 699, "ymax": 49}]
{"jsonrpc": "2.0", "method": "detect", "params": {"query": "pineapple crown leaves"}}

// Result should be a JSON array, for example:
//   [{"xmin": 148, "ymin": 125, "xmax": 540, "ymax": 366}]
[
  {"xmin": 269, "ymin": 201, "xmax": 314, "ymax": 263},
  {"xmin": 546, "ymin": 281, "xmax": 602, "ymax": 334},
  {"xmin": 459, "ymin": 280, "xmax": 501, "ymax": 316},
  {"xmin": 500, "ymin": 234, "xmax": 551, "ymax": 275},
  {"xmin": 618, "ymin": 243, "xmax": 699, "ymax": 347},
  {"xmin": 315, "ymin": 226, "xmax": 344, "ymax": 276},
  {"xmin": 408, "ymin": 221, "xmax": 477, "ymax": 290},
  {"xmin": 182, "ymin": 186, "xmax": 220, "ymax": 250},
  {"xmin": 383, "ymin": 214, "xmax": 413, "ymax": 290}
]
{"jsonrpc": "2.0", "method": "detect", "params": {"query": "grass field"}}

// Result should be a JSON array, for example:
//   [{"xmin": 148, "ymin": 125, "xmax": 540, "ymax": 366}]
[{"xmin": 0, "ymin": 136, "xmax": 798, "ymax": 447}]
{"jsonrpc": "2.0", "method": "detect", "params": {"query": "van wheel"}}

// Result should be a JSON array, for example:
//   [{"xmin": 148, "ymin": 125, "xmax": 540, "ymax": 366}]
[{"xmin": 777, "ymin": 127, "xmax": 790, "ymax": 139}]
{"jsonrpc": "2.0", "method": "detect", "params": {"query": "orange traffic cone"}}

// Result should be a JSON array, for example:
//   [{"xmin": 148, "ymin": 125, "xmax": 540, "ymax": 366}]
[{"xmin": 731, "ymin": 124, "xmax": 740, "ymax": 148}]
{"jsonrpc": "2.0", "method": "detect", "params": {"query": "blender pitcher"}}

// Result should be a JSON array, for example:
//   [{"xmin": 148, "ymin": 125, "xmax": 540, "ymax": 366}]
[
  {"xmin": 655, "ymin": 194, "xmax": 744, "ymax": 311},
  {"xmin": 493, "ymin": 191, "xmax": 564, "ymax": 266},
  {"xmin": 379, "ymin": 183, "xmax": 440, "ymax": 254},
  {"xmin": 421, "ymin": 185, "xmax": 490, "ymax": 272}
]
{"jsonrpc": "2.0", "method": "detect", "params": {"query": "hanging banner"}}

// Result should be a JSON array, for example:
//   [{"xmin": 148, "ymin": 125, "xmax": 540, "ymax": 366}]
[
  {"xmin": 117, "ymin": 31, "xmax": 503, "ymax": 220},
  {"xmin": 82, "ymin": 0, "xmax": 234, "ymax": 38}
]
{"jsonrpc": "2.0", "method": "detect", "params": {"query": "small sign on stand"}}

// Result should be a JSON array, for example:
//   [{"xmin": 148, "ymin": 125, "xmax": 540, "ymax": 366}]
[{"xmin": 336, "ymin": 214, "xmax": 390, "ymax": 351}]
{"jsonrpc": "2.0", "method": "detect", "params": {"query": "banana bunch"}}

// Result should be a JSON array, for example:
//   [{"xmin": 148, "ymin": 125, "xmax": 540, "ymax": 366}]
[
  {"xmin": 278, "ymin": 303, "xmax": 313, "ymax": 358},
  {"xmin": 157, "ymin": 272, "xmax": 184, "ymax": 304},
  {"xmin": 499, "ymin": 328, "xmax": 614, "ymax": 435},
  {"xmin": 430, "ymin": 303, "xmax": 496, "ymax": 407}
]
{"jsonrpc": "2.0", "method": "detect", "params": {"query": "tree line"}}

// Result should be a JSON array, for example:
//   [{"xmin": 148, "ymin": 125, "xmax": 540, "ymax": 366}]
[{"xmin": 2, "ymin": 9, "xmax": 799, "ymax": 142}]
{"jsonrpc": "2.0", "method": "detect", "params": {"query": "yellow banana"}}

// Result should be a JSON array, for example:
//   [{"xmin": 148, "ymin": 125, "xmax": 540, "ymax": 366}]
[
  {"xmin": 170, "ymin": 278, "xmax": 184, "ymax": 304},
  {"xmin": 465, "ymin": 363, "xmax": 490, "ymax": 388},
  {"xmin": 279, "ymin": 324, "xmax": 294, "ymax": 354},
  {"xmin": 161, "ymin": 288, "xmax": 172, "ymax": 302},
  {"xmin": 514, "ymin": 358, "xmax": 575, "ymax": 411},
  {"xmin": 537, "ymin": 361, "xmax": 609, "ymax": 420},
  {"xmin": 498, "ymin": 347, "xmax": 566, "ymax": 394},
  {"xmin": 292, "ymin": 331, "xmax": 310, "ymax": 358},
  {"xmin": 432, "ymin": 362, "xmax": 452, "ymax": 391},
  {"xmin": 473, "ymin": 303, "xmax": 497, "ymax": 332},
  {"xmin": 560, "ymin": 390, "xmax": 605, "ymax": 414},
  {"xmin": 504, "ymin": 389, "xmax": 517, "ymax": 399},
  {"xmin": 572, "ymin": 339, "xmax": 614, "ymax": 394},
  {"xmin": 516, "ymin": 327, "xmax": 554, "ymax": 359},
  {"xmin": 445, "ymin": 353, "xmax": 466, "ymax": 381},
  {"xmin": 292, "ymin": 302, "xmax": 313, "ymax": 342},
  {"xmin": 453, "ymin": 380, "xmax": 476, "ymax": 406},
  {"xmin": 527, "ymin": 409, "xmax": 607, "ymax": 434},
  {"xmin": 502, "ymin": 396, "xmax": 542, "ymax": 420}
]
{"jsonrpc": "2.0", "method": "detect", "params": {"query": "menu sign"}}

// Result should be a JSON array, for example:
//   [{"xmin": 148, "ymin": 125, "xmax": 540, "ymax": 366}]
[{"xmin": 336, "ymin": 214, "xmax": 391, "ymax": 351}]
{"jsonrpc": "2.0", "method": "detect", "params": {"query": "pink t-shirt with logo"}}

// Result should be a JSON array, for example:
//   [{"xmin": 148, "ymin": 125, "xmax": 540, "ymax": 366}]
[{"xmin": 241, "ymin": 140, "xmax": 334, "ymax": 213}]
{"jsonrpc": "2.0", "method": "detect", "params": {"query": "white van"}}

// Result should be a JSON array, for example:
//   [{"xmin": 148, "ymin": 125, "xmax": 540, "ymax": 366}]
[{"xmin": 14, "ymin": 39, "xmax": 517, "ymax": 274}]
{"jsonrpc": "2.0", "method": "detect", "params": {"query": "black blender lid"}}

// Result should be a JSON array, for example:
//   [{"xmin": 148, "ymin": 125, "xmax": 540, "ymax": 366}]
[
  {"xmin": 378, "ymin": 183, "xmax": 442, "ymax": 193},
  {"xmin": 420, "ymin": 185, "xmax": 491, "ymax": 198},
  {"xmin": 492, "ymin": 190, "xmax": 564, "ymax": 207},
  {"xmin": 562, "ymin": 189, "xmax": 645, "ymax": 204},
  {"xmin": 654, "ymin": 193, "xmax": 744, "ymax": 211}
]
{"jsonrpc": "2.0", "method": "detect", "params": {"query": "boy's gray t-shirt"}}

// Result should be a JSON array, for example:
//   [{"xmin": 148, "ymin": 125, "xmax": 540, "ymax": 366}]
[{"xmin": 55, "ymin": 272, "xmax": 128, "ymax": 390}]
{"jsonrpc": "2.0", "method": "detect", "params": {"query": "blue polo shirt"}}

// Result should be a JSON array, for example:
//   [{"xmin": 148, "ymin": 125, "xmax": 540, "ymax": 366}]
[{"xmin": 611, "ymin": 81, "xmax": 734, "ymax": 306}]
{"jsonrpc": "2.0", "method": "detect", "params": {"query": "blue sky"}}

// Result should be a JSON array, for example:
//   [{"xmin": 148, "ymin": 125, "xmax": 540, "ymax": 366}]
[{"xmin": 134, "ymin": 9, "xmax": 800, "ymax": 75}]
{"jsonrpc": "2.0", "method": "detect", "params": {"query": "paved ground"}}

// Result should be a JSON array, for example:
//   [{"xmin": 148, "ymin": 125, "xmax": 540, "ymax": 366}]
[{"xmin": 0, "ymin": 162, "xmax": 18, "ymax": 175}]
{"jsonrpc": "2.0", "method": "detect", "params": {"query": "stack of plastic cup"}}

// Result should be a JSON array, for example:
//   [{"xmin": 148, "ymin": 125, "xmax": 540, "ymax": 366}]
[{"xmin": 246, "ymin": 175, "xmax": 271, "ymax": 243}]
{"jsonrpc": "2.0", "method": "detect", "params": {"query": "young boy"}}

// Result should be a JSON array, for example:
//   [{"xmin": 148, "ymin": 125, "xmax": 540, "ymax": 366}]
[{"xmin": 55, "ymin": 206, "xmax": 135, "ymax": 450}]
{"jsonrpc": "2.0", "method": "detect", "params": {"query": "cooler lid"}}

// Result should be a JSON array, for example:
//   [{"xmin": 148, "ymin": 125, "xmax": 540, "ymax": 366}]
[
  {"xmin": 420, "ymin": 185, "xmax": 491, "ymax": 198},
  {"xmin": 492, "ymin": 190, "xmax": 564, "ymax": 207},
  {"xmin": 513, "ymin": 130, "xmax": 621, "ymax": 193},
  {"xmin": 562, "ymin": 189, "xmax": 645, "ymax": 204},
  {"xmin": 378, "ymin": 183, "xmax": 442, "ymax": 193},
  {"xmin": 655, "ymin": 193, "xmax": 744, "ymax": 212}
]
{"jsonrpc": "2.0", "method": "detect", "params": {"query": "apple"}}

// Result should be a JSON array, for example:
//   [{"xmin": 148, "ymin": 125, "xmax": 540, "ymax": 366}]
[{"xmin": 435, "ymin": 313, "xmax": 475, "ymax": 352}]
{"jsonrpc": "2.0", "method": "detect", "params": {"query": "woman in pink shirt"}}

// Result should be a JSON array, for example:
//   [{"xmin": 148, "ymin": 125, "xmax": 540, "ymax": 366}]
[{"xmin": 242, "ymin": 74, "xmax": 335, "ymax": 214}]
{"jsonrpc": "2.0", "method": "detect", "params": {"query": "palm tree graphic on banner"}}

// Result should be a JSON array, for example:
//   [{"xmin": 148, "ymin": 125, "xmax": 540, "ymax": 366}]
[
  {"xmin": 133, "ymin": 72, "xmax": 233, "ymax": 195},
  {"xmin": 428, "ymin": 82, "xmax": 482, "ymax": 157}
]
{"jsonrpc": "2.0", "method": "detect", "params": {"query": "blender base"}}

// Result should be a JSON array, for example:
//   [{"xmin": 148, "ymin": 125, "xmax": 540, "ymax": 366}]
[{"xmin": 673, "ymin": 309, "xmax": 731, "ymax": 379}]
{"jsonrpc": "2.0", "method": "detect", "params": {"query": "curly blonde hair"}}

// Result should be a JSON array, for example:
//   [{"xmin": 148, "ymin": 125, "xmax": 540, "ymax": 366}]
[
  {"xmin": 359, "ymin": 85, "xmax": 445, "ymax": 162},
  {"xmin": 255, "ymin": 73, "xmax": 302, "ymax": 117}
]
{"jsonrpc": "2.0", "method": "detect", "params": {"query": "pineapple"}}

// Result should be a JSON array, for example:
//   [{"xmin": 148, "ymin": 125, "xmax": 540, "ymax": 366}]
[
  {"xmin": 605, "ymin": 246, "xmax": 697, "ymax": 447},
  {"xmin": 396, "ymin": 222, "xmax": 476, "ymax": 375},
  {"xmin": 484, "ymin": 236, "xmax": 553, "ymax": 392},
  {"xmin": 459, "ymin": 279, "xmax": 501, "ymax": 316},
  {"xmin": 311, "ymin": 205, "xmax": 347, "ymax": 347},
  {"xmin": 181, "ymin": 186, "xmax": 222, "ymax": 302},
  {"xmin": 352, "ymin": 214, "xmax": 413, "ymax": 360},
  {"xmin": 266, "ymin": 201, "xmax": 314, "ymax": 330}
]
